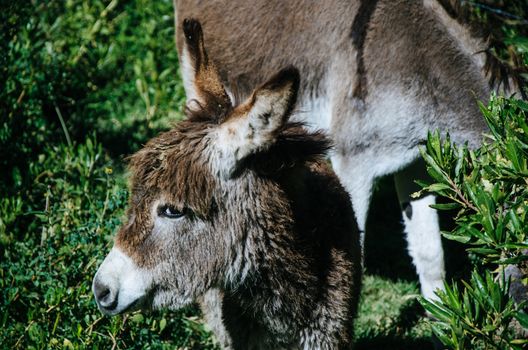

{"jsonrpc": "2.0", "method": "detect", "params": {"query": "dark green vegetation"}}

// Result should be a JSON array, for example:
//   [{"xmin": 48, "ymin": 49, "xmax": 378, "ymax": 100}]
[
  {"xmin": 0, "ymin": 1, "xmax": 212, "ymax": 348},
  {"xmin": 1, "ymin": 1, "xmax": 526, "ymax": 349},
  {"xmin": 418, "ymin": 3, "xmax": 528, "ymax": 348},
  {"xmin": 420, "ymin": 97, "xmax": 528, "ymax": 349}
]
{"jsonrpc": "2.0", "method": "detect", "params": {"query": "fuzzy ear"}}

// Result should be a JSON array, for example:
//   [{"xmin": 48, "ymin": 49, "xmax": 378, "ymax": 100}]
[
  {"xmin": 180, "ymin": 18, "xmax": 231, "ymax": 117},
  {"xmin": 215, "ymin": 66, "xmax": 300, "ymax": 177}
]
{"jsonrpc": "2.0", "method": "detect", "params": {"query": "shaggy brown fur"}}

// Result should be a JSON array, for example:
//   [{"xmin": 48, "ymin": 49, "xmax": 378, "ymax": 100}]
[{"xmin": 94, "ymin": 19, "xmax": 361, "ymax": 350}]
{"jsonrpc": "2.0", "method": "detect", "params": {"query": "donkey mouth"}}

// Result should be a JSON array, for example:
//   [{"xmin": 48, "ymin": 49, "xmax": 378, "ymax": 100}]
[
  {"xmin": 112, "ymin": 286, "xmax": 163, "ymax": 315},
  {"xmin": 98, "ymin": 295, "xmax": 146, "ymax": 316},
  {"xmin": 118, "ymin": 296, "xmax": 147, "ymax": 315}
]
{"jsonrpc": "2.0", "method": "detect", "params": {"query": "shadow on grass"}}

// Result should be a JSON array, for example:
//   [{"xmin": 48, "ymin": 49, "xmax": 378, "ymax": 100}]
[
  {"xmin": 359, "ymin": 175, "xmax": 470, "ymax": 349},
  {"xmin": 364, "ymin": 175, "xmax": 416, "ymax": 281},
  {"xmin": 356, "ymin": 337, "xmax": 434, "ymax": 350},
  {"xmin": 364, "ymin": 175, "xmax": 471, "ymax": 282}
]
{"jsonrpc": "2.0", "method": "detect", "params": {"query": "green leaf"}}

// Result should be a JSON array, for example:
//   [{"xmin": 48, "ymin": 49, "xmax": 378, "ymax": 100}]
[
  {"xmin": 510, "ymin": 339, "xmax": 528, "ymax": 346},
  {"xmin": 442, "ymin": 233, "xmax": 472, "ymax": 244},
  {"xmin": 426, "ymin": 183, "xmax": 452, "ymax": 193},
  {"xmin": 159, "ymin": 318, "xmax": 167, "ymax": 332},
  {"xmin": 514, "ymin": 311, "xmax": 528, "ymax": 329},
  {"xmin": 431, "ymin": 202, "xmax": 461, "ymax": 210},
  {"xmin": 467, "ymin": 247, "xmax": 499, "ymax": 256},
  {"xmin": 131, "ymin": 313, "xmax": 144, "ymax": 323}
]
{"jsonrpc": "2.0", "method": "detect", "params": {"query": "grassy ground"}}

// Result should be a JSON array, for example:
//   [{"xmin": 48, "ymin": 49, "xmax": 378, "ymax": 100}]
[{"xmin": 356, "ymin": 177, "xmax": 434, "ymax": 349}]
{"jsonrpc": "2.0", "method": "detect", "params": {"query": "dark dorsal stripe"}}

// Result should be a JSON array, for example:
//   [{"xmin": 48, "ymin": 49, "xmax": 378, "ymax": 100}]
[
  {"xmin": 350, "ymin": 0, "xmax": 380, "ymax": 100},
  {"xmin": 436, "ymin": 0, "xmax": 462, "ymax": 19}
]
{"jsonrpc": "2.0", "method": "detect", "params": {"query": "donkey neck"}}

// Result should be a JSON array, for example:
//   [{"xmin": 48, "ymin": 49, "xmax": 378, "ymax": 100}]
[
  {"xmin": 222, "ymin": 163, "xmax": 356, "ymax": 341},
  {"xmin": 226, "ymin": 224, "xmax": 321, "ymax": 343}
]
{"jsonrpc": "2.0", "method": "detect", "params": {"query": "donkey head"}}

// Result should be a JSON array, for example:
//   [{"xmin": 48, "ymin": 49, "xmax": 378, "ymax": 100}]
[{"xmin": 92, "ymin": 19, "xmax": 329, "ymax": 315}]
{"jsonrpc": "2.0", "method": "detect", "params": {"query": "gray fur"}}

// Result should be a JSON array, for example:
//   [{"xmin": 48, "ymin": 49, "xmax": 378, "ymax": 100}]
[{"xmin": 173, "ymin": 0, "xmax": 498, "ymax": 303}]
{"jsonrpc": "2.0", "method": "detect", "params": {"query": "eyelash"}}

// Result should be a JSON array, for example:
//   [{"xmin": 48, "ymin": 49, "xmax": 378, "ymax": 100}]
[{"xmin": 158, "ymin": 205, "xmax": 187, "ymax": 219}]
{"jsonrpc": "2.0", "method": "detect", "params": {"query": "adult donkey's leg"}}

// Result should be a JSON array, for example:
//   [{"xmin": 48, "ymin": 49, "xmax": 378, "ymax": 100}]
[
  {"xmin": 394, "ymin": 158, "xmax": 445, "ymax": 301},
  {"xmin": 331, "ymin": 152, "xmax": 376, "ymax": 260}
]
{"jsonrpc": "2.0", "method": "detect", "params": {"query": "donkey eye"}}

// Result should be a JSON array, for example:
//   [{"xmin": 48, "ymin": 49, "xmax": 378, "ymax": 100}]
[{"xmin": 158, "ymin": 205, "xmax": 186, "ymax": 219}]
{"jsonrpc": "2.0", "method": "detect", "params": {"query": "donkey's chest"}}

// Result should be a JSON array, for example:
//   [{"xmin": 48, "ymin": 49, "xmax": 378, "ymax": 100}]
[{"xmin": 222, "ymin": 290, "xmax": 312, "ymax": 349}]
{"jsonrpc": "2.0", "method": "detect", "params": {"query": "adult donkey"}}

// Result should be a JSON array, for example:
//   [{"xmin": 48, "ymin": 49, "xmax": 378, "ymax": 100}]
[
  {"xmin": 174, "ymin": 0, "xmax": 519, "ymax": 301},
  {"xmin": 94, "ymin": 20, "xmax": 362, "ymax": 349}
]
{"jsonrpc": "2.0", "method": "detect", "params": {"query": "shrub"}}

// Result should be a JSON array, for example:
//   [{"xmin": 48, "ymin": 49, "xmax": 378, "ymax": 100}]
[
  {"xmin": 420, "ymin": 96, "xmax": 528, "ymax": 349},
  {"xmin": 0, "ymin": 136, "xmax": 217, "ymax": 349},
  {"xmin": 0, "ymin": 0, "xmax": 185, "ymax": 196}
]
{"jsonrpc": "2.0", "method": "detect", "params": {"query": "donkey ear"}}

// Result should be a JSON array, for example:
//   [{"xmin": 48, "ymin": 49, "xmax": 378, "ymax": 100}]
[
  {"xmin": 216, "ymin": 66, "xmax": 300, "ymax": 177},
  {"xmin": 180, "ymin": 19, "xmax": 231, "ymax": 114}
]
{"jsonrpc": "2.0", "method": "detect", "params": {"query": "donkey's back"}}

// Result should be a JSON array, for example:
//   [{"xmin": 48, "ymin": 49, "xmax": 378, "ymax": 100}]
[{"xmin": 175, "ymin": 0, "xmax": 489, "ymax": 140}]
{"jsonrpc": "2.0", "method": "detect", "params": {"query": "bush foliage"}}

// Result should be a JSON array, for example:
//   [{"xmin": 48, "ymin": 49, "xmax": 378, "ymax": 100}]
[
  {"xmin": 0, "ymin": 1, "xmax": 213, "ymax": 348},
  {"xmin": 420, "ymin": 96, "xmax": 528, "ymax": 349},
  {"xmin": 1, "ymin": 0, "xmax": 185, "ymax": 196}
]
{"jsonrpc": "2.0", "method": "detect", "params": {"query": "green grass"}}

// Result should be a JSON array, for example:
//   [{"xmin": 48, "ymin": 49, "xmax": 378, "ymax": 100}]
[
  {"xmin": 357, "ymin": 177, "xmax": 434, "ymax": 350},
  {"xmin": 355, "ymin": 276, "xmax": 432, "ymax": 349}
]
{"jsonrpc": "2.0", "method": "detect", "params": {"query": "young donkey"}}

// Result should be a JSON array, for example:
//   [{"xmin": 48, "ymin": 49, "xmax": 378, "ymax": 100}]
[
  {"xmin": 93, "ymin": 20, "xmax": 362, "ymax": 349},
  {"xmin": 174, "ymin": 0, "xmax": 520, "ymax": 301}
]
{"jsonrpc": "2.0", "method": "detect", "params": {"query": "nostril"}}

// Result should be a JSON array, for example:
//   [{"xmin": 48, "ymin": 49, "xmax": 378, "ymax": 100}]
[
  {"xmin": 94, "ymin": 280, "xmax": 109, "ymax": 300},
  {"xmin": 94, "ymin": 280, "xmax": 118, "ymax": 310},
  {"xmin": 97, "ymin": 286, "xmax": 110, "ymax": 301}
]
